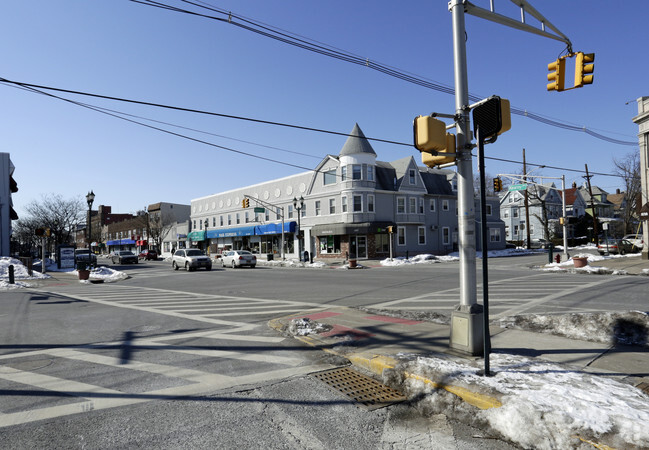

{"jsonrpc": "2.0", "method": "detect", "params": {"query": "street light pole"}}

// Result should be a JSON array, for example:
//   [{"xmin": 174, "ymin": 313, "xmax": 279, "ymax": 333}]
[
  {"xmin": 86, "ymin": 190, "xmax": 95, "ymax": 267},
  {"xmin": 293, "ymin": 196, "xmax": 304, "ymax": 261},
  {"xmin": 204, "ymin": 218, "xmax": 209, "ymax": 254}
]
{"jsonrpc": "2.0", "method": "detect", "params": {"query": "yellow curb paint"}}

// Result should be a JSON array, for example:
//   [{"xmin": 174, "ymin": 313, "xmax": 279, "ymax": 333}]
[
  {"xmin": 405, "ymin": 372, "xmax": 502, "ymax": 410},
  {"xmin": 575, "ymin": 436, "xmax": 616, "ymax": 450}
]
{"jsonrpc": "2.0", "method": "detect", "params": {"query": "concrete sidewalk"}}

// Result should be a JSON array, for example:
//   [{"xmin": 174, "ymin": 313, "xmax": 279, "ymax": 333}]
[{"xmin": 270, "ymin": 306, "xmax": 649, "ymax": 410}]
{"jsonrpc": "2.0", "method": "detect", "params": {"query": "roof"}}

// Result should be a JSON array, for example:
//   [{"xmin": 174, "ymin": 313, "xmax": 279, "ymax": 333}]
[{"xmin": 339, "ymin": 123, "xmax": 377, "ymax": 157}]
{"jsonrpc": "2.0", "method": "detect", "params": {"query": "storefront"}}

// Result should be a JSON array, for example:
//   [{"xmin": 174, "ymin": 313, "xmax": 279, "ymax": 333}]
[
  {"xmin": 310, "ymin": 222, "xmax": 393, "ymax": 260},
  {"xmin": 202, "ymin": 222, "xmax": 297, "ymax": 256},
  {"xmin": 106, "ymin": 238, "xmax": 136, "ymax": 253}
]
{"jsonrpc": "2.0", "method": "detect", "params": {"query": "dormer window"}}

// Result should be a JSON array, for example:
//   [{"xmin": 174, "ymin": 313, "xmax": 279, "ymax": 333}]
[{"xmin": 409, "ymin": 169, "xmax": 416, "ymax": 184}]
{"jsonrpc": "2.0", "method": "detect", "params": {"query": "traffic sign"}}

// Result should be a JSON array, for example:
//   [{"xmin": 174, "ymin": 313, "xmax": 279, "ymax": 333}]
[
  {"xmin": 254, "ymin": 207, "xmax": 265, "ymax": 213},
  {"xmin": 508, "ymin": 184, "xmax": 528, "ymax": 191}
]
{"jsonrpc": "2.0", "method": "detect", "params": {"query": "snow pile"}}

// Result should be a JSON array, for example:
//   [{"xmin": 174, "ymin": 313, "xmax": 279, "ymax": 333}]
[
  {"xmin": 0, "ymin": 257, "xmax": 49, "ymax": 279},
  {"xmin": 401, "ymin": 353, "xmax": 649, "ymax": 449},
  {"xmin": 286, "ymin": 317, "xmax": 332, "ymax": 336},
  {"xmin": 498, "ymin": 311, "xmax": 649, "ymax": 346},
  {"xmin": 78, "ymin": 266, "xmax": 129, "ymax": 283},
  {"xmin": 256, "ymin": 258, "xmax": 328, "ymax": 269}
]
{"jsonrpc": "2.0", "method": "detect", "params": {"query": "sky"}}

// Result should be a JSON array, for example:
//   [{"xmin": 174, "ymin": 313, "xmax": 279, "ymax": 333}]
[{"xmin": 2, "ymin": 0, "xmax": 647, "ymax": 219}]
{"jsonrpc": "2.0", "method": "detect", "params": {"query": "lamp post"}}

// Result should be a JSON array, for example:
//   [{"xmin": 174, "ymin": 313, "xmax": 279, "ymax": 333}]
[
  {"xmin": 293, "ymin": 196, "xmax": 304, "ymax": 261},
  {"xmin": 86, "ymin": 190, "xmax": 95, "ymax": 266},
  {"xmin": 204, "ymin": 218, "xmax": 209, "ymax": 254}
]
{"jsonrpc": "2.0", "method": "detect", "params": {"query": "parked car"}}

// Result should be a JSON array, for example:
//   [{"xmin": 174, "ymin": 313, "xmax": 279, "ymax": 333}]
[
  {"xmin": 172, "ymin": 249, "xmax": 212, "ymax": 271},
  {"xmin": 74, "ymin": 248, "xmax": 97, "ymax": 266},
  {"xmin": 138, "ymin": 249, "xmax": 158, "ymax": 260},
  {"xmin": 221, "ymin": 250, "xmax": 257, "ymax": 268},
  {"xmin": 597, "ymin": 239, "xmax": 635, "ymax": 255},
  {"xmin": 527, "ymin": 238, "xmax": 549, "ymax": 249},
  {"xmin": 112, "ymin": 250, "xmax": 138, "ymax": 264},
  {"xmin": 622, "ymin": 234, "xmax": 644, "ymax": 250}
]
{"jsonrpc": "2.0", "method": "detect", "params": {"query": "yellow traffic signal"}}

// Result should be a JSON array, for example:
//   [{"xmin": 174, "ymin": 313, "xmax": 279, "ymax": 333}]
[
  {"xmin": 547, "ymin": 57, "xmax": 566, "ymax": 91},
  {"xmin": 493, "ymin": 177, "xmax": 502, "ymax": 192},
  {"xmin": 498, "ymin": 99, "xmax": 511, "ymax": 135},
  {"xmin": 422, "ymin": 133, "xmax": 456, "ymax": 168},
  {"xmin": 413, "ymin": 116, "xmax": 446, "ymax": 153},
  {"xmin": 574, "ymin": 52, "xmax": 595, "ymax": 88},
  {"xmin": 387, "ymin": 226, "xmax": 393, "ymax": 234},
  {"xmin": 242, "ymin": 198, "xmax": 250, "ymax": 208}
]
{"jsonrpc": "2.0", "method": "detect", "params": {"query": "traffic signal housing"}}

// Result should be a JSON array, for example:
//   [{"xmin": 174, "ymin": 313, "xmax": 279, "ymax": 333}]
[
  {"xmin": 421, "ymin": 134, "xmax": 456, "ymax": 168},
  {"xmin": 413, "ymin": 116, "xmax": 446, "ymax": 153},
  {"xmin": 574, "ymin": 52, "xmax": 595, "ymax": 88},
  {"xmin": 493, "ymin": 177, "xmax": 503, "ymax": 192},
  {"xmin": 547, "ymin": 57, "xmax": 566, "ymax": 91},
  {"xmin": 242, "ymin": 198, "xmax": 250, "ymax": 208}
]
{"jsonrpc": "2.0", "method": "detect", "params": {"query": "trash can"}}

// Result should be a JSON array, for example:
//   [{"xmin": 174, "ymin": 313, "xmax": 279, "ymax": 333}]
[
  {"xmin": 303, "ymin": 251, "xmax": 309, "ymax": 263},
  {"xmin": 267, "ymin": 254, "xmax": 274, "ymax": 261},
  {"xmin": 349, "ymin": 259, "xmax": 357, "ymax": 268}
]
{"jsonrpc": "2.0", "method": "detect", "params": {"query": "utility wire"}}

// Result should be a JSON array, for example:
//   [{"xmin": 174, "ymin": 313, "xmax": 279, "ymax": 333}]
[
  {"xmin": 131, "ymin": 0, "xmax": 637, "ymax": 147},
  {"xmin": 0, "ymin": 76, "xmax": 621, "ymax": 180}
]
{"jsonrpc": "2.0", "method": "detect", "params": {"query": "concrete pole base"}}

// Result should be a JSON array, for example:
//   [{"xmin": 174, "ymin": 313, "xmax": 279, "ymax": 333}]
[{"xmin": 449, "ymin": 304, "xmax": 484, "ymax": 356}]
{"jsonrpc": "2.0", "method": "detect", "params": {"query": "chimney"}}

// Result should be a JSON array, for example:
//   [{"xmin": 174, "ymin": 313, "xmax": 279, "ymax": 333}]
[
  {"xmin": 572, "ymin": 181, "xmax": 577, "ymax": 188},
  {"xmin": 616, "ymin": 188, "xmax": 621, "ymax": 194}
]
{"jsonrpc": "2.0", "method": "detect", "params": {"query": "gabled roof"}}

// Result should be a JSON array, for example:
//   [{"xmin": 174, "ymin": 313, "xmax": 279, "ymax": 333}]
[
  {"xmin": 420, "ymin": 172, "xmax": 454, "ymax": 195},
  {"xmin": 559, "ymin": 187, "xmax": 579, "ymax": 206},
  {"xmin": 339, "ymin": 123, "xmax": 377, "ymax": 157}
]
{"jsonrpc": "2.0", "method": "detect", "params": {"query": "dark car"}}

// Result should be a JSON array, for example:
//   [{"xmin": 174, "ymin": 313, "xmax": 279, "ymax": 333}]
[
  {"xmin": 138, "ymin": 249, "xmax": 158, "ymax": 260},
  {"xmin": 112, "ymin": 250, "xmax": 139, "ymax": 264},
  {"xmin": 597, "ymin": 239, "xmax": 635, "ymax": 255},
  {"xmin": 172, "ymin": 249, "xmax": 212, "ymax": 271}
]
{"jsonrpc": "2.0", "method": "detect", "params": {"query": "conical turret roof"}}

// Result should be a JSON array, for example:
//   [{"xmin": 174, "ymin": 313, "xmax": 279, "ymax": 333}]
[{"xmin": 339, "ymin": 123, "xmax": 377, "ymax": 157}]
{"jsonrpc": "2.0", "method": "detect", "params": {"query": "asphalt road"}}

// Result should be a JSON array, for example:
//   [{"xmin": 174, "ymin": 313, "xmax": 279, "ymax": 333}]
[{"xmin": 1, "ymin": 252, "xmax": 645, "ymax": 448}]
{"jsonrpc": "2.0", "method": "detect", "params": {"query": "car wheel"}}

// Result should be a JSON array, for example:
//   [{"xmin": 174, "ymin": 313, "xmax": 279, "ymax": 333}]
[
  {"xmin": 221, "ymin": 259, "xmax": 226, "ymax": 268},
  {"xmin": 185, "ymin": 262, "xmax": 191, "ymax": 271},
  {"xmin": 620, "ymin": 249, "xmax": 626, "ymax": 255},
  {"xmin": 172, "ymin": 261, "xmax": 178, "ymax": 270},
  {"xmin": 206, "ymin": 266, "xmax": 212, "ymax": 271},
  {"xmin": 250, "ymin": 265, "xmax": 256, "ymax": 269},
  {"xmin": 231, "ymin": 261, "xmax": 236, "ymax": 269}
]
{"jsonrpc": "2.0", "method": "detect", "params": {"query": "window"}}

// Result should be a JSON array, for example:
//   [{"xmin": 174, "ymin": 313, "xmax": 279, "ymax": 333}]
[
  {"xmin": 442, "ymin": 227, "xmax": 450, "ymax": 245},
  {"xmin": 265, "ymin": 209, "xmax": 269, "ymax": 221},
  {"xmin": 245, "ymin": 212, "xmax": 249, "ymax": 223},
  {"xmin": 341, "ymin": 166, "xmax": 347, "ymax": 181},
  {"xmin": 397, "ymin": 197, "xmax": 406, "ymax": 214},
  {"xmin": 486, "ymin": 204, "xmax": 492, "ymax": 216},
  {"xmin": 193, "ymin": 220, "xmax": 196, "ymax": 230},
  {"xmin": 429, "ymin": 199, "xmax": 436, "ymax": 212},
  {"xmin": 367, "ymin": 195, "xmax": 375, "ymax": 213},
  {"xmin": 442, "ymin": 200, "xmax": 449, "ymax": 211},
  {"xmin": 409, "ymin": 169, "xmax": 416, "ymax": 184},
  {"xmin": 276, "ymin": 207, "xmax": 281, "ymax": 220},
  {"xmin": 302, "ymin": 204, "xmax": 307, "ymax": 217},
  {"xmin": 418, "ymin": 226, "xmax": 426, "ymax": 245},
  {"xmin": 320, "ymin": 235, "xmax": 342, "ymax": 254},
  {"xmin": 236, "ymin": 213, "xmax": 240, "ymax": 225},
  {"xmin": 409, "ymin": 197, "xmax": 416, "ymax": 214},
  {"xmin": 288, "ymin": 205, "xmax": 294, "ymax": 219},
  {"xmin": 220, "ymin": 216, "xmax": 224, "ymax": 226},
  {"xmin": 513, "ymin": 209, "xmax": 519, "ymax": 218},
  {"xmin": 367, "ymin": 165, "xmax": 374, "ymax": 181},
  {"xmin": 227, "ymin": 215, "xmax": 231, "ymax": 225},
  {"xmin": 513, "ymin": 225, "xmax": 519, "ymax": 236},
  {"xmin": 329, "ymin": 198, "xmax": 336, "ymax": 214},
  {"xmin": 375, "ymin": 234, "xmax": 389, "ymax": 253},
  {"xmin": 212, "ymin": 217, "xmax": 216, "ymax": 227},
  {"xmin": 323, "ymin": 169, "xmax": 337, "ymax": 185},
  {"xmin": 315, "ymin": 200, "xmax": 321, "ymax": 216},
  {"xmin": 419, "ymin": 198, "xmax": 424, "ymax": 214},
  {"xmin": 353, "ymin": 195, "xmax": 362, "ymax": 212},
  {"xmin": 504, "ymin": 210, "xmax": 509, "ymax": 218},
  {"xmin": 529, "ymin": 224, "xmax": 535, "ymax": 234},
  {"xmin": 397, "ymin": 227, "xmax": 406, "ymax": 245},
  {"xmin": 490, "ymin": 228, "xmax": 501, "ymax": 242},
  {"xmin": 352, "ymin": 165, "xmax": 362, "ymax": 180},
  {"xmin": 341, "ymin": 196, "xmax": 347, "ymax": 213}
]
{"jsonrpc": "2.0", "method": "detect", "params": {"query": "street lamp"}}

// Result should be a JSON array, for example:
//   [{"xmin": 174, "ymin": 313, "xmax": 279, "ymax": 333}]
[
  {"xmin": 86, "ymin": 190, "xmax": 95, "ymax": 266},
  {"xmin": 293, "ymin": 196, "xmax": 304, "ymax": 261},
  {"xmin": 204, "ymin": 218, "xmax": 209, "ymax": 253}
]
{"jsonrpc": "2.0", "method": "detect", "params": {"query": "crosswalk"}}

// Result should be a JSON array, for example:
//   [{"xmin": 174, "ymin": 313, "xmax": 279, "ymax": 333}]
[
  {"xmin": 370, "ymin": 273, "xmax": 620, "ymax": 318},
  {"xmin": 31, "ymin": 284, "xmax": 326, "ymax": 325},
  {"xmin": 0, "ymin": 328, "xmax": 332, "ymax": 428}
]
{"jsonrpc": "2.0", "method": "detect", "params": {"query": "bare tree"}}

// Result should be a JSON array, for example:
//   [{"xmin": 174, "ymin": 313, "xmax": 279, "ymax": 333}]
[
  {"xmin": 613, "ymin": 151, "xmax": 641, "ymax": 234},
  {"xmin": 23, "ymin": 194, "xmax": 85, "ymax": 247},
  {"xmin": 147, "ymin": 212, "xmax": 175, "ymax": 253}
]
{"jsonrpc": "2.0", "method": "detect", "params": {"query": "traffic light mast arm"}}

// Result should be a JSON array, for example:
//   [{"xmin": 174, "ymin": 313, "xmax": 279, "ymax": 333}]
[{"xmin": 243, "ymin": 194, "xmax": 285, "ymax": 218}]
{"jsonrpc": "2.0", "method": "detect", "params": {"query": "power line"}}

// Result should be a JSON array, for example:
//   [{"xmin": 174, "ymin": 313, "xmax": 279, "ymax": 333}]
[
  {"xmin": 131, "ymin": 0, "xmax": 637, "ymax": 147},
  {"xmin": 0, "ymin": 77, "xmax": 622, "ymax": 180}
]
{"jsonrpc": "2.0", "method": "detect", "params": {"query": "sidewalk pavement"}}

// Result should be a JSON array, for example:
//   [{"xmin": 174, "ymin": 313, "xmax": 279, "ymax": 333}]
[{"xmin": 270, "ymin": 304, "xmax": 649, "ymax": 411}]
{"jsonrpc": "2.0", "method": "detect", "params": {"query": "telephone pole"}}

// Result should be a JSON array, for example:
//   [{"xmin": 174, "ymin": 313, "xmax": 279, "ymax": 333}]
[
  {"xmin": 584, "ymin": 164, "xmax": 599, "ymax": 244},
  {"xmin": 523, "ymin": 149, "xmax": 531, "ymax": 248}
]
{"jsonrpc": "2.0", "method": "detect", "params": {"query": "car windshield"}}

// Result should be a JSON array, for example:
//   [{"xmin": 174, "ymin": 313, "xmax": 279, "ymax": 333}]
[
  {"xmin": 238, "ymin": 251, "xmax": 252, "ymax": 255},
  {"xmin": 121, "ymin": 251, "xmax": 135, "ymax": 255},
  {"xmin": 186, "ymin": 250, "xmax": 203, "ymax": 256}
]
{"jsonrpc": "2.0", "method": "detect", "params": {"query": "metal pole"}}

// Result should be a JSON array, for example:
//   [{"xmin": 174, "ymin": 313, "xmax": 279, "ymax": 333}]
[
  {"xmin": 449, "ymin": 0, "xmax": 482, "ymax": 356},
  {"xmin": 42, "ymin": 238, "xmax": 46, "ymax": 274},
  {"xmin": 561, "ymin": 175, "xmax": 568, "ymax": 258},
  {"xmin": 281, "ymin": 207, "xmax": 285, "ymax": 260},
  {"xmin": 523, "ymin": 149, "xmax": 531, "ymax": 249},
  {"xmin": 477, "ymin": 131, "xmax": 491, "ymax": 374}
]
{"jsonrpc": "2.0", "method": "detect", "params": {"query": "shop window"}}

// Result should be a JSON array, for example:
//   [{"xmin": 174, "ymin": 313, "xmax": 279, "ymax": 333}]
[
  {"xmin": 353, "ymin": 195, "xmax": 362, "ymax": 212},
  {"xmin": 320, "ymin": 235, "xmax": 341, "ymax": 254},
  {"xmin": 397, "ymin": 227, "xmax": 406, "ymax": 246},
  {"xmin": 375, "ymin": 234, "xmax": 389, "ymax": 253}
]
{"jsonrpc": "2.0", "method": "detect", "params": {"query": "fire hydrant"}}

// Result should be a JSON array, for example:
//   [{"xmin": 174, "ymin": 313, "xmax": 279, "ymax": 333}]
[{"xmin": 554, "ymin": 254, "xmax": 561, "ymax": 264}]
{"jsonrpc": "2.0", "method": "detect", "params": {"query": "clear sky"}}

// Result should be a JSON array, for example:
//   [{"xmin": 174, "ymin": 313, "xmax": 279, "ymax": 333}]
[{"xmin": 2, "ymin": 0, "xmax": 646, "ymax": 218}]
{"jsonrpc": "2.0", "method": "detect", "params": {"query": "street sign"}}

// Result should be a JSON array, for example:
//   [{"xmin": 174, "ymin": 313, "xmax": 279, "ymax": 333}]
[
  {"xmin": 508, "ymin": 184, "xmax": 528, "ymax": 191},
  {"xmin": 254, "ymin": 207, "xmax": 265, "ymax": 213}
]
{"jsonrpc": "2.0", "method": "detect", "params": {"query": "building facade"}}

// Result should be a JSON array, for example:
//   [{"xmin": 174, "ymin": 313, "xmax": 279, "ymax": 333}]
[
  {"xmin": 0, "ymin": 153, "xmax": 18, "ymax": 256},
  {"xmin": 188, "ymin": 124, "xmax": 506, "ymax": 260},
  {"xmin": 633, "ymin": 96, "xmax": 649, "ymax": 259}
]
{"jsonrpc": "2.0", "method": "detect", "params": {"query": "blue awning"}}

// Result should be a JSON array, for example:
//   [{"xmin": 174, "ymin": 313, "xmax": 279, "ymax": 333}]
[
  {"xmin": 201, "ymin": 222, "xmax": 297, "ymax": 239},
  {"xmin": 107, "ymin": 239, "xmax": 136, "ymax": 246},
  {"xmin": 255, "ymin": 222, "xmax": 297, "ymax": 235},
  {"xmin": 207, "ymin": 225, "xmax": 256, "ymax": 238}
]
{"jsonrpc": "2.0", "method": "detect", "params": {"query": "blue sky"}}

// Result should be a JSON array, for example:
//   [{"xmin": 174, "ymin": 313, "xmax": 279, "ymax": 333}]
[{"xmin": 2, "ymin": 0, "xmax": 645, "ymax": 218}]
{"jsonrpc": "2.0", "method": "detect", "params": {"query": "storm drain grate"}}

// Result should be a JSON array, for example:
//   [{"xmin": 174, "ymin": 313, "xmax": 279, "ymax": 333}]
[
  {"xmin": 312, "ymin": 367, "xmax": 406, "ymax": 410},
  {"xmin": 637, "ymin": 382, "xmax": 649, "ymax": 396}
]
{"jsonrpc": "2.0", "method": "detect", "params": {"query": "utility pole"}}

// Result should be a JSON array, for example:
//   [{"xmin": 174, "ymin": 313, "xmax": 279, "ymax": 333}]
[
  {"xmin": 448, "ymin": 0, "xmax": 482, "ymax": 356},
  {"xmin": 523, "ymin": 149, "xmax": 531, "ymax": 248},
  {"xmin": 584, "ymin": 164, "xmax": 599, "ymax": 244}
]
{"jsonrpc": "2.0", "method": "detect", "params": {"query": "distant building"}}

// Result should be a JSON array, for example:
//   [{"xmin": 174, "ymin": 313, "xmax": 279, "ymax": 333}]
[
  {"xmin": 499, "ymin": 183, "xmax": 563, "ymax": 242},
  {"xmin": 632, "ymin": 96, "xmax": 649, "ymax": 260},
  {"xmin": 0, "ymin": 153, "xmax": 19, "ymax": 256},
  {"xmin": 187, "ymin": 124, "xmax": 505, "ymax": 260}
]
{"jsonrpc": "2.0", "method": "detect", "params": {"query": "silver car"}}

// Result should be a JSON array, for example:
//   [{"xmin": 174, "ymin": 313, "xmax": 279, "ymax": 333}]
[
  {"xmin": 221, "ymin": 250, "xmax": 256, "ymax": 268},
  {"xmin": 172, "ymin": 249, "xmax": 212, "ymax": 271}
]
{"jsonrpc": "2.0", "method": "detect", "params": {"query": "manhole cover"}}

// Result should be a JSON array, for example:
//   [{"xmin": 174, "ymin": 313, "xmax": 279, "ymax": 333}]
[
  {"xmin": 637, "ymin": 381, "xmax": 649, "ymax": 396},
  {"xmin": 312, "ymin": 367, "xmax": 406, "ymax": 410}
]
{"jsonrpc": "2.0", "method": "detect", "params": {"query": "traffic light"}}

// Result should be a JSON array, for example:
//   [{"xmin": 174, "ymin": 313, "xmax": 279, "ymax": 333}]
[
  {"xmin": 547, "ymin": 57, "xmax": 566, "ymax": 91},
  {"xmin": 493, "ymin": 177, "xmax": 503, "ymax": 192},
  {"xmin": 242, "ymin": 198, "xmax": 249, "ymax": 208},
  {"xmin": 472, "ymin": 96, "xmax": 511, "ymax": 143},
  {"xmin": 421, "ymin": 133, "xmax": 456, "ymax": 168},
  {"xmin": 413, "ymin": 116, "xmax": 446, "ymax": 153},
  {"xmin": 574, "ymin": 52, "xmax": 595, "ymax": 88},
  {"xmin": 387, "ymin": 226, "xmax": 393, "ymax": 234}
]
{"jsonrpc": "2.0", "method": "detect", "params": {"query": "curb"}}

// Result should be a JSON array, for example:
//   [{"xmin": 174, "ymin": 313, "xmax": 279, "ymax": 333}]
[{"xmin": 268, "ymin": 315, "xmax": 502, "ymax": 410}]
